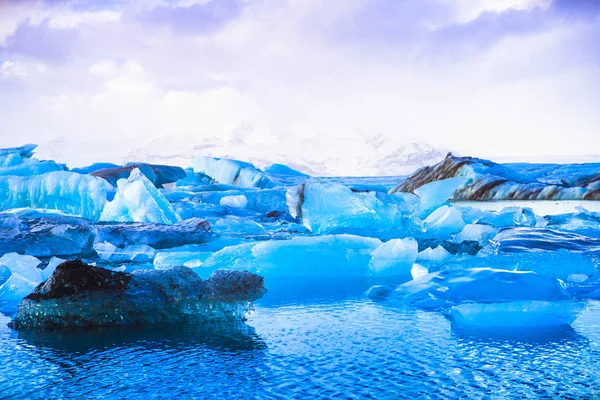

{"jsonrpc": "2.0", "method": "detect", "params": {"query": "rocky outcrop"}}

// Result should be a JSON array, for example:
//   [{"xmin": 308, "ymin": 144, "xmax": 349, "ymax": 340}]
[{"xmin": 10, "ymin": 260, "xmax": 266, "ymax": 330}]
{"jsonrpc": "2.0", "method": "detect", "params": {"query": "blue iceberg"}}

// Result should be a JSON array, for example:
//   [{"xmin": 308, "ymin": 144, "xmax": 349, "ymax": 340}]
[{"xmin": 193, "ymin": 156, "xmax": 275, "ymax": 189}]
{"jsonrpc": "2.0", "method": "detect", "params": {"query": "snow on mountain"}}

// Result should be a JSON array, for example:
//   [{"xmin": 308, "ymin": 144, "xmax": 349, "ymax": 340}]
[{"xmin": 123, "ymin": 133, "xmax": 447, "ymax": 177}]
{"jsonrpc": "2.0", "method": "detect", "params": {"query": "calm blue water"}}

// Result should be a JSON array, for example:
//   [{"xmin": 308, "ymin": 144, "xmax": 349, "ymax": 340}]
[{"xmin": 2, "ymin": 282, "xmax": 600, "ymax": 399}]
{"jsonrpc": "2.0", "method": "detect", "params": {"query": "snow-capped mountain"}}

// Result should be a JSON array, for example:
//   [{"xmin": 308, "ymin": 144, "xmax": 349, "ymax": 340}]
[{"xmin": 123, "ymin": 133, "xmax": 447, "ymax": 177}]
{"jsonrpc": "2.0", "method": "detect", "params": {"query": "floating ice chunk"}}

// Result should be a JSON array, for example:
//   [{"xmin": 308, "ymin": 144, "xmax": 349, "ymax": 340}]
[
  {"xmin": 567, "ymin": 274, "xmax": 588, "ymax": 283},
  {"xmin": 41, "ymin": 257, "xmax": 65, "ymax": 281},
  {"xmin": 478, "ymin": 207, "xmax": 538, "ymax": 228},
  {"xmin": 0, "ymin": 253, "xmax": 42, "ymax": 283},
  {"xmin": 220, "ymin": 195, "xmax": 249, "ymax": 209},
  {"xmin": 100, "ymin": 168, "xmax": 181, "ymax": 224},
  {"xmin": 94, "ymin": 241, "xmax": 156, "ymax": 263},
  {"xmin": 376, "ymin": 268, "xmax": 572, "ymax": 311},
  {"xmin": 154, "ymin": 250, "xmax": 210, "ymax": 270},
  {"xmin": 9, "ymin": 260, "xmax": 267, "ymax": 330},
  {"xmin": 193, "ymin": 156, "xmax": 275, "ymax": 189},
  {"xmin": 0, "ymin": 253, "xmax": 43, "ymax": 302},
  {"xmin": 368, "ymin": 238, "xmax": 418, "ymax": 278},
  {"xmin": 200, "ymin": 235, "xmax": 382, "ymax": 279},
  {"xmin": 454, "ymin": 224, "xmax": 498, "ymax": 245},
  {"xmin": 96, "ymin": 218, "xmax": 214, "ymax": 249},
  {"xmin": 413, "ymin": 177, "xmax": 469, "ymax": 213},
  {"xmin": 411, "ymin": 263, "xmax": 429, "ymax": 279},
  {"xmin": 417, "ymin": 246, "xmax": 452, "ymax": 264},
  {"xmin": 423, "ymin": 205, "xmax": 465, "ymax": 237},
  {"xmin": 288, "ymin": 181, "xmax": 413, "ymax": 235},
  {"xmin": 0, "ymin": 172, "xmax": 110, "ymax": 220},
  {"xmin": 264, "ymin": 163, "xmax": 309, "ymax": 177},
  {"xmin": 445, "ymin": 301, "xmax": 585, "ymax": 328}
]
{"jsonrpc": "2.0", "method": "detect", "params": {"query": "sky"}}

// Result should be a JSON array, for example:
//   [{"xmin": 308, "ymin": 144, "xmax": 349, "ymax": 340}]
[{"xmin": 0, "ymin": 0, "xmax": 599, "ymax": 168}]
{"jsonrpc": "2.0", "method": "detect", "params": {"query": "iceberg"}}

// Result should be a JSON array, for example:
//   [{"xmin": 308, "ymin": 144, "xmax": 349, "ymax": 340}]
[
  {"xmin": 193, "ymin": 156, "xmax": 275, "ymax": 189},
  {"xmin": 0, "ymin": 253, "xmax": 42, "ymax": 303},
  {"xmin": 220, "ymin": 195, "xmax": 249, "ymax": 209},
  {"xmin": 422, "ymin": 205, "xmax": 465, "ymax": 237},
  {"xmin": 100, "ymin": 168, "xmax": 181, "ymax": 224},
  {"xmin": 0, "ymin": 212, "xmax": 98, "ymax": 258},
  {"xmin": 445, "ymin": 301, "xmax": 585, "ymax": 328},
  {"xmin": 416, "ymin": 245, "xmax": 452, "ymax": 264},
  {"xmin": 0, "ymin": 172, "xmax": 110, "ymax": 220},
  {"xmin": 9, "ymin": 260, "xmax": 267, "ymax": 330},
  {"xmin": 454, "ymin": 224, "xmax": 498, "ymax": 245},
  {"xmin": 372, "ymin": 268, "xmax": 573, "ymax": 310},
  {"xmin": 368, "ymin": 238, "xmax": 418, "ymax": 278},
  {"xmin": 390, "ymin": 153, "xmax": 599, "ymax": 200},
  {"xmin": 93, "ymin": 241, "xmax": 156, "ymax": 263},
  {"xmin": 265, "ymin": 163, "xmax": 310, "ymax": 177},
  {"xmin": 287, "ymin": 181, "xmax": 416, "ymax": 235},
  {"xmin": 96, "ymin": 218, "xmax": 214, "ymax": 249},
  {"xmin": 91, "ymin": 163, "xmax": 186, "ymax": 188},
  {"xmin": 199, "ymin": 234, "xmax": 382, "ymax": 279}
]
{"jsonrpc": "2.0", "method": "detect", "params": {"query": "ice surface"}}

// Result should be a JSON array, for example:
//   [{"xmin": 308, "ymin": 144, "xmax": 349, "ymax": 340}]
[
  {"xmin": 392, "ymin": 154, "xmax": 600, "ymax": 200},
  {"xmin": 91, "ymin": 163, "xmax": 186, "ymax": 188},
  {"xmin": 10, "ymin": 260, "xmax": 267, "ymax": 329},
  {"xmin": 0, "ymin": 172, "xmax": 111, "ymax": 220},
  {"xmin": 94, "ymin": 242, "xmax": 156, "ymax": 263},
  {"xmin": 368, "ymin": 238, "xmax": 418, "ymax": 278},
  {"xmin": 416, "ymin": 246, "xmax": 452, "ymax": 264},
  {"xmin": 199, "ymin": 235, "xmax": 382, "ymax": 279},
  {"xmin": 412, "ymin": 177, "xmax": 469, "ymax": 213},
  {"xmin": 193, "ymin": 156, "xmax": 275, "ymax": 189},
  {"xmin": 41, "ymin": 257, "xmax": 65, "ymax": 281},
  {"xmin": 287, "ymin": 181, "xmax": 415, "ymax": 235},
  {"xmin": 100, "ymin": 168, "xmax": 181, "ymax": 224},
  {"xmin": 264, "ymin": 164, "xmax": 310, "ymax": 177},
  {"xmin": 0, "ymin": 253, "xmax": 42, "ymax": 302},
  {"xmin": 220, "ymin": 195, "xmax": 249, "ymax": 208},
  {"xmin": 0, "ymin": 212, "xmax": 98, "ymax": 258},
  {"xmin": 371, "ymin": 268, "xmax": 572, "ymax": 311},
  {"xmin": 454, "ymin": 224, "xmax": 498, "ymax": 245},
  {"xmin": 423, "ymin": 205, "xmax": 465, "ymax": 237},
  {"xmin": 445, "ymin": 301, "xmax": 585, "ymax": 328}
]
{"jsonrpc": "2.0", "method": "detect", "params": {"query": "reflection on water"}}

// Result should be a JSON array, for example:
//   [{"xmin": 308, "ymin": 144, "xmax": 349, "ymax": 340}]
[{"xmin": 2, "ymin": 296, "xmax": 600, "ymax": 398}]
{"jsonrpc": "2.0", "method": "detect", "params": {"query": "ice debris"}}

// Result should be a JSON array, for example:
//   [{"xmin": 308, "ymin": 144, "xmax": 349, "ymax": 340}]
[{"xmin": 100, "ymin": 168, "xmax": 181, "ymax": 224}]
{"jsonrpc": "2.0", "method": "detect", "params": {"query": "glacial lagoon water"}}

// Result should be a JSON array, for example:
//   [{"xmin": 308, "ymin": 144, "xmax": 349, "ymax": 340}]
[{"xmin": 1, "ymin": 281, "xmax": 600, "ymax": 399}]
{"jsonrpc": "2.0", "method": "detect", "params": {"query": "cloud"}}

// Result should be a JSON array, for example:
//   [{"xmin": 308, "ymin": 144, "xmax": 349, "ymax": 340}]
[{"xmin": 0, "ymin": 0, "xmax": 598, "ymax": 168}]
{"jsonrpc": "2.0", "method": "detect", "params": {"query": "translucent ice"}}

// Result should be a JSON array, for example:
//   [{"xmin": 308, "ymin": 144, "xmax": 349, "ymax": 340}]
[
  {"xmin": 416, "ymin": 246, "xmax": 452, "ymax": 264},
  {"xmin": 199, "ymin": 234, "xmax": 382, "ymax": 279},
  {"xmin": 373, "ymin": 268, "xmax": 572, "ymax": 311},
  {"xmin": 0, "ymin": 253, "xmax": 42, "ymax": 302},
  {"xmin": 41, "ymin": 257, "xmax": 65, "ymax": 281},
  {"xmin": 94, "ymin": 241, "xmax": 156, "ymax": 263},
  {"xmin": 445, "ymin": 301, "xmax": 585, "ymax": 328},
  {"xmin": 412, "ymin": 177, "xmax": 469, "ymax": 213},
  {"xmin": 220, "ymin": 195, "xmax": 249, "ymax": 209},
  {"xmin": 287, "ymin": 181, "xmax": 414, "ymax": 235},
  {"xmin": 454, "ymin": 224, "xmax": 498, "ymax": 245},
  {"xmin": 193, "ymin": 156, "xmax": 275, "ymax": 189},
  {"xmin": 0, "ymin": 172, "xmax": 111, "ymax": 220},
  {"xmin": 368, "ymin": 238, "xmax": 418, "ymax": 278},
  {"xmin": 100, "ymin": 168, "xmax": 181, "ymax": 224},
  {"xmin": 423, "ymin": 205, "xmax": 465, "ymax": 237}
]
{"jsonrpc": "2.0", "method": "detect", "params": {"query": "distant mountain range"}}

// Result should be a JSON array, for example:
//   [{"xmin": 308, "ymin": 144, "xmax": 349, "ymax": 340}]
[{"xmin": 123, "ymin": 134, "xmax": 448, "ymax": 177}]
